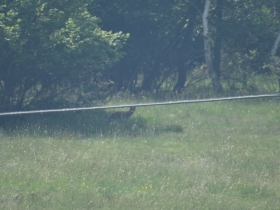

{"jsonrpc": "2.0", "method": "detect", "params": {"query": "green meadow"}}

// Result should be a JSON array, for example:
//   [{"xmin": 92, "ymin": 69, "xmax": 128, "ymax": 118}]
[{"xmin": 1, "ymin": 98, "xmax": 280, "ymax": 209}]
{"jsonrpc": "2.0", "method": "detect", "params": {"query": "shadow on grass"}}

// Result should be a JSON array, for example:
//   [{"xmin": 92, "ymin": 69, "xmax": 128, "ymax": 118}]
[{"xmin": 0, "ymin": 110, "xmax": 184, "ymax": 138}]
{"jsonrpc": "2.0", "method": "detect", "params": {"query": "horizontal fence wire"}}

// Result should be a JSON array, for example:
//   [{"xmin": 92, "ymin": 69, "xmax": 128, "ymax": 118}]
[{"xmin": 0, "ymin": 93, "xmax": 279, "ymax": 116}]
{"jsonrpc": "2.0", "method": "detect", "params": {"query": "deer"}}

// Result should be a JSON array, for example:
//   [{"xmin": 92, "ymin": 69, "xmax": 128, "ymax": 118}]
[{"xmin": 108, "ymin": 106, "xmax": 136, "ymax": 120}]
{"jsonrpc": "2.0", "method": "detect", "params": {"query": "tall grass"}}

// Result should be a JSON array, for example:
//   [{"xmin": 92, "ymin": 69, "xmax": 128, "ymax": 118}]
[{"xmin": 1, "ymin": 98, "xmax": 280, "ymax": 209}]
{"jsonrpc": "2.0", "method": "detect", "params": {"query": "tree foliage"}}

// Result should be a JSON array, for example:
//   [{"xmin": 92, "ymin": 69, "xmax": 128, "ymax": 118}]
[
  {"xmin": 89, "ymin": 0, "xmax": 205, "ymax": 92},
  {"xmin": 89, "ymin": 0, "xmax": 280, "ymax": 93},
  {"xmin": 0, "ymin": 0, "xmax": 128, "ymax": 111}
]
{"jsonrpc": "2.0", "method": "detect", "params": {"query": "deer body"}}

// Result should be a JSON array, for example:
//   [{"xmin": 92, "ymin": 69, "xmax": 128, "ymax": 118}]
[{"xmin": 108, "ymin": 106, "xmax": 136, "ymax": 120}]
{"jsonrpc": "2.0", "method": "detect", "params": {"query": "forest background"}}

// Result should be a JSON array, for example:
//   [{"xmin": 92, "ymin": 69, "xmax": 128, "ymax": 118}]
[{"xmin": 1, "ymin": 0, "xmax": 280, "ymax": 114}]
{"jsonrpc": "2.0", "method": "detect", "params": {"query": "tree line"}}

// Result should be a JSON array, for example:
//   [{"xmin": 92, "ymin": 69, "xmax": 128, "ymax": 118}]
[{"xmin": 1, "ymin": 0, "xmax": 280, "ymax": 112}]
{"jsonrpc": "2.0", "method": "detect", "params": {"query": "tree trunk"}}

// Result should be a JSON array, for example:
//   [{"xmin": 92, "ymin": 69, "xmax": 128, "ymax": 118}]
[
  {"xmin": 270, "ymin": 27, "xmax": 280, "ymax": 89},
  {"xmin": 173, "ymin": 7, "xmax": 197, "ymax": 93},
  {"xmin": 213, "ymin": 36, "xmax": 222, "ymax": 78},
  {"xmin": 202, "ymin": 0, "xmax": 223, "ymax": 93},
  {"xmin": 142, "ymin": 65, "xmax": 155, "ymax": 91},
  {"xmin": 213, "ymin": 0, "xmax": 224, "ymax": 78},
  {"xmin": 173, "ymin": 60, "xmax": 187, "ymax": 93}
]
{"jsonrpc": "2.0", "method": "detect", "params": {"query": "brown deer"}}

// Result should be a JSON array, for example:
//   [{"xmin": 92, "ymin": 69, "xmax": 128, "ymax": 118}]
[{"xmin": 108, "ymin": 106, "xmax": 136, "ymax": 120}]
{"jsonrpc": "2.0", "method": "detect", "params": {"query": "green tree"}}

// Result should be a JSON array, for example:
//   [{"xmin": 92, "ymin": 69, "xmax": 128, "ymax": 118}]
[
  {"xmin": 0, "ymin": 0, "xmax": 128, "ymax": 112},
  {"xmin": 89, "ymin": 0, "xmax": 280, "ymax": 93},
  {"xmin": 90, "ymin": 0, "xmax": 204, "ymax": 92},
  {"xmin": 210, "ymin": 0, "xmax": 280, "ymax": 91}
]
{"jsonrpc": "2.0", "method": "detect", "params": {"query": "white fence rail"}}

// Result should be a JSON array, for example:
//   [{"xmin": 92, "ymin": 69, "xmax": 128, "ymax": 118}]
[{"xmin": 0, "ymin": 93, "xmax": 279, "ymax": 116}]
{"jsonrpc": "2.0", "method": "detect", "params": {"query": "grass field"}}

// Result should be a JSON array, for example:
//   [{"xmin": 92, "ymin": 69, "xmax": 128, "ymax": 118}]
[{"xmin": 1, "ymin": 97, "xmax": 280, "ymax": 209}]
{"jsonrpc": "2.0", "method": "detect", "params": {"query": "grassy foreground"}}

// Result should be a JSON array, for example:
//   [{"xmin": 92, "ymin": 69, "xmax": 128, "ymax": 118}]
[{"xmin": 1, "ymin": 98, "xmax": 280, "ymax": 209}]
